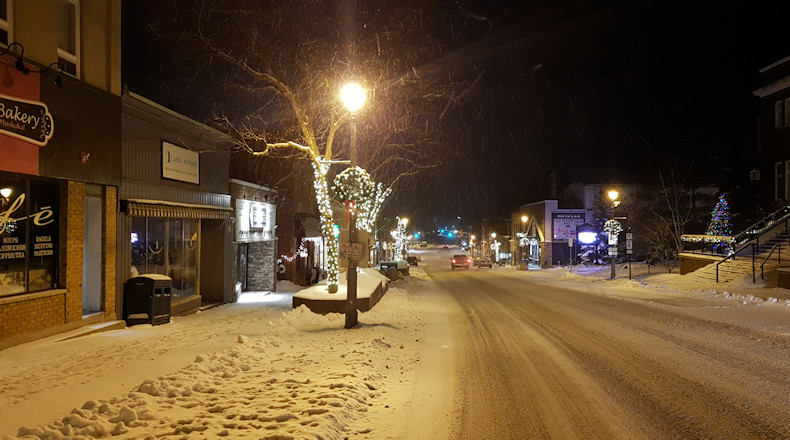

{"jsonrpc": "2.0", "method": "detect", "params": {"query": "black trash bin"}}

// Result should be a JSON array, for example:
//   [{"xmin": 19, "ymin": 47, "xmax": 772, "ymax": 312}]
[{"xmin": 124, "ymin": 274, "xmax": 172, "ymax": 326}]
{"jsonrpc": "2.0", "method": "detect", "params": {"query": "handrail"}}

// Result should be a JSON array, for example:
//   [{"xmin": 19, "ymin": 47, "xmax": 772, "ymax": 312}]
[
  {"xmin": 716, "ymin": 243, "xmax": 757, "ymax": 283},
  {"xmin": 714, "ymin": 204, "xmax": 790, "ymax": 283},
  {"xmin": 760, "ymin": 243, "xmax": 782, "ymax": 280},
  {"xmin": 732, "ymin": 205, "xmax": 790, "ymax": 245}
]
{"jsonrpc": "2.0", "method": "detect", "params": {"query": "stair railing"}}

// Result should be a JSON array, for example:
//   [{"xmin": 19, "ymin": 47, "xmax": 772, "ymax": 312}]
[
  {"xmin": 731, "ymin": 205, "xmax": 790, "ymax": 246},
  {"xmin": 760, "ymin": 244, "xmax": 782, "ymax": 280},
  {"xmin": 714, "ymin": 204, "xmax": 790, "ymax": 283},
  {"xmin": 716, "ymin": 243, "xmax": 757, "ymax": 283}
]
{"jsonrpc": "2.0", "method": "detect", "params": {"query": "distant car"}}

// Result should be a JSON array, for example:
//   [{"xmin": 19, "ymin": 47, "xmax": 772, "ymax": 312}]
[
  {"xmin": 442, "ymin": 244, "xmax": 449, "ymax": 249},
  {"xmin": 407, "ymin": 255, "xmax": 419, "ymax": 266},
  {"xmin": 477, "ymin": 256, "xmax": 493, "ymax": 268},
  {"xmin": 420, "ymin": 241, "xmax": 428, "ymax": 248},
  {"xmin": 451, "ymin": 254, "xmax": 472, "ymax": 269}
]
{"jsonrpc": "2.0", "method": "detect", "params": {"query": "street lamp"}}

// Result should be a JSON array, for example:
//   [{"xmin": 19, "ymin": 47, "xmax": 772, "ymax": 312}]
[
  {"xmin": 490, "ymin": 232, "xmax": 497, "ymax": 263},
  {"xmin": 520, "ymin": 215, "xmax": 528, "ymax": 264},
  {"xmin": 340, "ymin": 81, "xmax": 366, "ymax": 329},
  {"xmin": 607, "ymin": 189, "xmax": 620, "ymax": 280}
]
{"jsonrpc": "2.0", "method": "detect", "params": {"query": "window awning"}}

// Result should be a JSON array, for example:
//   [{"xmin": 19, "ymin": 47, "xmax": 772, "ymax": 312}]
[{"xmin": 123, "ymin": 201, "xmax": 232, "ymax": 219}]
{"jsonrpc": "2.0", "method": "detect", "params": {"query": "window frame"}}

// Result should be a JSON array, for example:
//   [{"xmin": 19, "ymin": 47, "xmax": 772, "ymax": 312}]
[
  {"xmin": 775, "ymin": 100, "xmax": 784, "ymax": 129},
  {"xmin": 775, "ymin": 162, "xmax": 785, "ymax": 201},
  {"xmin": 56, "ymin": 0, "xmax": 80, "ymax": 78},
  {"xmin": 0, "ymin": 0, "xmax": 13, "ymax": 47}
]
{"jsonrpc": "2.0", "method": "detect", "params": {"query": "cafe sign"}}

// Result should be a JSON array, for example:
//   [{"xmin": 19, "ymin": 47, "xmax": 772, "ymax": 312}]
[{"xmin": 0, "ymin": 92, "xmax": 54, "ymax": 147}]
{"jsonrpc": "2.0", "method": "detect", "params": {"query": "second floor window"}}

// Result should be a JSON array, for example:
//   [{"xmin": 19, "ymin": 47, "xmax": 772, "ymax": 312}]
[
  {"xmin": 57, "ymin": 0, "xmax": 79, "ymax": 77},
  {"xmin": 0, "ymin": 0, "xmax": 10, "ymax": 47}
]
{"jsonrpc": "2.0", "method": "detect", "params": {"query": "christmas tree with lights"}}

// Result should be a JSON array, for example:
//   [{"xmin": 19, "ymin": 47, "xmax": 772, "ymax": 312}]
[{"xmin": 706, "ymin": 194, "xmax": 732, "ymax": 253}]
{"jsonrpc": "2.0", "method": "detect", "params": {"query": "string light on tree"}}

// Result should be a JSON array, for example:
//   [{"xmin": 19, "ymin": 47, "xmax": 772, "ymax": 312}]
[
  {"xmin": 706, "ymin": 193, "xmax": 733, "ymax": 254},
  {"xmin": 312, "ymin": 161, "xmax": 340, "ymax": 290},
  {"xmin": 332, "ymin": 167, "xmax": 392, "ymax": 234},
  {"xmin": 392, "ymin": 216, "xmax": 409, "ymax": 260}
]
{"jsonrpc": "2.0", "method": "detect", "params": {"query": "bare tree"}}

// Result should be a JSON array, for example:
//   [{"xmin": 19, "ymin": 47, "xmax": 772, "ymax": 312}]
[
  {"xmin": 646, "ymin": 165, "xmax": 696, "ymax": 273},
  {"xmin": 131, "ymin": 1, "xmax": 483, "ymax": 292}
]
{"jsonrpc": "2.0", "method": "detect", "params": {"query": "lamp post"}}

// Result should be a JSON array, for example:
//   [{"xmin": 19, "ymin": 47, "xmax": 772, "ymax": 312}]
[
  {"xmin": 608, "ymin": 190, "xmax": 620, "ymax": 280},
  {"xmin": 340, "ymin": 82, "xmax": 366, "ymax": 329},
  {"xmin": 520, "ymin": 215, "xmax": 528, "ymax": 265},
  {"xmin": 491, "ymin": 232, "xmax": 497, "ymax": 263}
]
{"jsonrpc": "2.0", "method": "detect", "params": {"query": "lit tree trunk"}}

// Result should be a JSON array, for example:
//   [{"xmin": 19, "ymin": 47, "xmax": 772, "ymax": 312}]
[{"xmin": 312, "ymin": 162, "xmax": 340, "ymax": 292}]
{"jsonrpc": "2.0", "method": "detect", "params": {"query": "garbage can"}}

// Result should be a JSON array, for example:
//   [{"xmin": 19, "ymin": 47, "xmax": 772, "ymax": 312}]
[{"xmin": 124, "ymin": 274, "xmax": 172, "ymax": 326}]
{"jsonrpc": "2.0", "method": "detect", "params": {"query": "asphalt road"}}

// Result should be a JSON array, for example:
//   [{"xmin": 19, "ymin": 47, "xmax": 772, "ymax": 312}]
[{"xmin": 420, "ymin": 248, "xmax": 790, "ymax": 440}]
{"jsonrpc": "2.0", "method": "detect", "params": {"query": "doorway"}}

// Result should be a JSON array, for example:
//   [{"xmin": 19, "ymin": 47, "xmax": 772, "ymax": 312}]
[
  {"xmin": 82, "ymin": 196, "xmax": 102, "ymax": 315},
  {"xmin": 237, "ymin": 243, "xmax": 248, "ymax": 291}
]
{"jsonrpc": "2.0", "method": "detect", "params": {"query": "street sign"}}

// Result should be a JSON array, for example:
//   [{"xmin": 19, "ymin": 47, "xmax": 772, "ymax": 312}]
[
  {"xmin": 626, "ymin": 233, "xmax": 633, "ymax": 240},
  {"xmin": 568, "ymin": 238, "xmax": 574, "ymax": 247},
  {"xmin": 339, "ymin": 243, "xmax": 363, "ymax": 261}
]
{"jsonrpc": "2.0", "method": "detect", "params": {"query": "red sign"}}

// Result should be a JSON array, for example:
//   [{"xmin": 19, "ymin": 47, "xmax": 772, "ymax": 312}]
[{"xmin": 0, "ymin": 56, "xmax": 43, "ymax": 175}]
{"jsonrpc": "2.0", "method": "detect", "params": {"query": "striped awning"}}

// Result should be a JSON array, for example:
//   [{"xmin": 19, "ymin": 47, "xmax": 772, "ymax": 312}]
[{"xmin": 123, "ymin": 201, "xmax": 232, "ymax": 219}]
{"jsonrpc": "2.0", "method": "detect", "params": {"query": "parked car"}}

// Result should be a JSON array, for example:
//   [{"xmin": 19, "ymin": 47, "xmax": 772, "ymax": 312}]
[
  {"xmin": 477, "ymin": 256, "xmax": 493, "ymax": 268},
  {"xmin": 442, "ymin": 244, "xmax": 449, "ymax": 249},
  {"xmin": 451, "ymin": 254, "xmax": 472, "ymax": 269},
  {"xmin": 407, "ymin": 255, "xmax": 420, "ymax": 266},
  {"xmin": 420, "ymin": 241, "xmax": 428, "ymax": 247}
]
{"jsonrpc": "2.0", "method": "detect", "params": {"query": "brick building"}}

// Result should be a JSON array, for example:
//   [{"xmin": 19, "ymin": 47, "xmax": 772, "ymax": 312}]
[
  {"xmin": 0, "ymin": 1, "xmax": 122, "ymax": 348},
  {"xmin": 231, "ymin": 179, "xmax": 278, "ymax": 293}
]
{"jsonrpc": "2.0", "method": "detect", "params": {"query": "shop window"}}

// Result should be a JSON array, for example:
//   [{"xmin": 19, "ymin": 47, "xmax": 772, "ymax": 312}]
[
  {"xmin": 182, "ymin": 219, "xmax": 198, "ymax": 296},
  {"xmin": 57, "ymin": 0, "xmax": 79, "ymax": 77},
  {"xmin": 131, "ymin": 217, "xmax": 199, "ymax": 299},
  {"xmin": 0, "ymin": 177, "xmax": 59, "ymax": 297},
  {"xmin": 28, "ymin": 180, "xmax": 59, "ymax": 292}
]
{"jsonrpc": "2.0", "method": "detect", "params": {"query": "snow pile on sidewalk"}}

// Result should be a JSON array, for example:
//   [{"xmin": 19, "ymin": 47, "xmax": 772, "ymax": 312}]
[{"xmin": 9, "ymin": 282, "xmax": 428, "ymax": 440}]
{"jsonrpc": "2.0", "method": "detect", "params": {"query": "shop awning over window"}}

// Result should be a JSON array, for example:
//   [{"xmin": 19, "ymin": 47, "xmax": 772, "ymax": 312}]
[{"xmin": 123, "ymin": 201, "xmax": 232, "ymax": 219}]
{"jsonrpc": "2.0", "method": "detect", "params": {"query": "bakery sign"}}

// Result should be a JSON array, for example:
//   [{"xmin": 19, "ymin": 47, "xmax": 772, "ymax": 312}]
[{"xmin": 0, "ymin": 92, "xmax": 54, "ymax": 147}]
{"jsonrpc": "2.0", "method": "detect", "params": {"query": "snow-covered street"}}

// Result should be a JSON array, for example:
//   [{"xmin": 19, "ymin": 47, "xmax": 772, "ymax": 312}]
[{"xmin": 3, "ymin": 251, "xmax": 790, "ymax": 439}]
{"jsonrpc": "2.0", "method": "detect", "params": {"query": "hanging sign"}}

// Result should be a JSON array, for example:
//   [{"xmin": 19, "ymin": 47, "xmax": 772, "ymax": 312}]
[{"xmin": 0, "ymin": 92, "xmax": 54, "ymax": 147}]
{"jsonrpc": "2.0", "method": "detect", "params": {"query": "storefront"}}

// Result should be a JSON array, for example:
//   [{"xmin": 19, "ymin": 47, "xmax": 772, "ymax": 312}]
[
  {"xmin": 117, "ymin": 92, "xmax": 234, "ymax": 317},
  {"xmin": 0, "ymin": 56, "xmax": 121, "ymax": 345},
  {"xmin": 231, "ymin": 179, "xmax": 277, "ymax": 292}
]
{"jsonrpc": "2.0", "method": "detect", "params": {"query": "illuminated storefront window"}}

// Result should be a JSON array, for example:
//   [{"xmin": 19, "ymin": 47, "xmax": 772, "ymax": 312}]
[{"xmin": 0, "ymin": 176, "xmax": 59, "ymax": 297}]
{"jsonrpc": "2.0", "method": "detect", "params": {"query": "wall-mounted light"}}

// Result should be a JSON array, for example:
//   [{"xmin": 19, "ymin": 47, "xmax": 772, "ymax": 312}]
[
  {"xmin": 0, "ymin": 188, "xmax": 11, "ymax": 198},
  {"xmin": 0, "ymin": 42, "xmax": 29, "ymax": 74},
  {"xmin": 43, "ymin": 61, "xmax": 63, "ymax": 87}
]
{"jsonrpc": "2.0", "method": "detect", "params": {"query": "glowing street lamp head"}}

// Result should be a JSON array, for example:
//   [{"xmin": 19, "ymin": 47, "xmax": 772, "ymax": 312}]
[
  {"xmin": 608, "ymin": 190, "xmax": 619, "ymax": 201},
  {"xmin": 521, "ymin": 215, "xmax": 528, "ymax": 223},
  {"xmin": 0, "ymin": 188, "xmax": 11, "ymax": 198},
  {"xmin": 400, "ymin": 217, "xmax": 409, "ymax": 225},
  {"xmin": 340, "ymin": 82, "xmax": 366, "ymax": 113},
  {"xmin": 491, "ymin": 232, "xmax": 497, "ymax": 238}
]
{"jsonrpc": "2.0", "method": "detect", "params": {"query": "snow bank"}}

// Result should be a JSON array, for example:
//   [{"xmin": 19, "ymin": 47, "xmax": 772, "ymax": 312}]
[{"xmin": 7, "ymin": 283, "xmax": 429, "ymax": 440}]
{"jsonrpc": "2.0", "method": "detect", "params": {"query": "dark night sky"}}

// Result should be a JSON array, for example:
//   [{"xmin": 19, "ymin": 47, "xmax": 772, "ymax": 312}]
[{"xmin": 122, "ymin": 0, "xmax": 789, "ymax": 233}]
